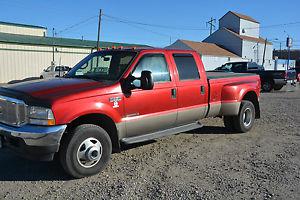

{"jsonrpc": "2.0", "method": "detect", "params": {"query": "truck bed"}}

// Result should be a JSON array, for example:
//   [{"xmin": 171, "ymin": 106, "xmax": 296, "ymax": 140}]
[{"xmin": 206, "ymin": 72, "xmax": 257, "ymax": 80}]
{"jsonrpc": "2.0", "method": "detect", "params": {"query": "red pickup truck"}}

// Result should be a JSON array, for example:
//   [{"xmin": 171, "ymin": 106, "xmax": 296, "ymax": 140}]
[{"xmin": 0, "ymin": 49, "xmax": 260, "ymax": 178}]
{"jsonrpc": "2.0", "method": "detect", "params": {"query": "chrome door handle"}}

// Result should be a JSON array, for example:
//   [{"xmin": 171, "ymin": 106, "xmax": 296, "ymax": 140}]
[
  {"xmin": 200, "ymin": 86, "xmax": 205, "ymax": 95},
  {"xmin": 171, "ymin": 88, "xmax": 177, "ymax": 99}
]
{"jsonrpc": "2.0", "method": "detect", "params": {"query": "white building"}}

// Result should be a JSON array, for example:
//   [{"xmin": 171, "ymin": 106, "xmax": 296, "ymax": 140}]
[
  {"xmin": 204, "ymin": 11, "xmax": 274, "ymax": 69},
  {"xmin": 166, "ymin": 39, "xmax": 243, "ymax": 71},
  {"xmin": 0, "ymin": 21, "xmax": 47, "ymax": 36},
  {"xmin": 0, "ymin": 21, "xmax": 145, "ymax": 83}
]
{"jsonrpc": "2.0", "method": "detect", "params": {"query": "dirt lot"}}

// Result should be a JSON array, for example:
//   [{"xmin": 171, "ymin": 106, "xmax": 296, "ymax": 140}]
[{"xmin": 0, "ymin": 85, "xmax": 299, "ymax": 200}]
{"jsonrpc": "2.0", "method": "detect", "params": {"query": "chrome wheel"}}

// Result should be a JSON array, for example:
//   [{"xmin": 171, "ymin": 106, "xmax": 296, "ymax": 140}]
[
  {"xmin": 243, "ymin": 108, "xmax": 252, "ymax": 127},
  {"xmin": 77, "ymin": 137, "xmax": 102, "ymax": 168}
]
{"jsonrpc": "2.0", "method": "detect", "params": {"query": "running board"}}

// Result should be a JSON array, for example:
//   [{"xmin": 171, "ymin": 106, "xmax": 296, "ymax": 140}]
[{"xmin": 121, "ymin": 122, "xmax": 203, "ymax": 145}]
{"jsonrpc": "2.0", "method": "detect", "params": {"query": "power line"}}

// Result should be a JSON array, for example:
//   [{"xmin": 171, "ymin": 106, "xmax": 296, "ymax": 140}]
[
  {"xmin": 243, "ymin": 21, "xmax": 300, "ymax": 30},
  {"xmin": 56, "ymin": 15, "xmax": 98, "ymax": 35},
  {"xmin": 102, "ymin": 14, "xmax": 209, "ymax": 31},
  {"xmin": 102, "ymin": 18, "xmax": 172, "ymax": 38}
]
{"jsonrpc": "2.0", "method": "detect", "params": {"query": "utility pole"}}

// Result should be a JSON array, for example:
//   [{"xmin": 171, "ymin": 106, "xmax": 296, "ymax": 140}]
[
  {"xmin": 262, "ymin": 38, "xmax": 267, "ymax": 67},
  {"xmin": 256, "ymin": 42, "xmax": 259, "ymax": 63},
  {"xmin": 279, "ymin": 42, "xmax": 282, "ymax": 58},
  {"xmin": 97, "ymin": 9, "xmax": 103, "ymax": 50},
  {"xmin": 286, "ymin": 36, "xmax": 293, "ymax": 71},
  {"xmin": 206, "ymin": 17, "xmax": 216, "ymax": 35},
  {"xmin": 52, "ymin": 28, "xmax": 55, "ymax": 66}
]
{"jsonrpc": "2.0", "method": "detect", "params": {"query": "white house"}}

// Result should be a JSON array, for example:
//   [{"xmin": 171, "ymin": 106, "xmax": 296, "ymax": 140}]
[
  {"xmin": 204, "ymin": 11, "xmax": 274, "ymax": 69},
  {"xmin": 166, "ymin": 39, "xmax": 242, "ymax": 71}
]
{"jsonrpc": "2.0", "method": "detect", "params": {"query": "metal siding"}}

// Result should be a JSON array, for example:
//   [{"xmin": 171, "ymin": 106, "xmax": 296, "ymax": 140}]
[
  {"xmin": 204, "ymin": 29, "xmax": 243, "ymax": 57},
  {"xmin": 242, "ymin": 40, "xmax": 273, "ymax": 69},
  {"xmin": 0, "ymin": 24, "xmax": 46, "ymax": 36},
  {"xmin": 0, "ymin": 43, "xmax": 91, "ymax": 83},
  {"xmin": 219, "ymin": 13, "xmax": 240, "ymax": 34},
  {"xmin": 202, "ymin": 55, "xmax": 244, "ymax": 71},
  {"xmin": 239, "ymin": 19, "xmax": 260, "ymax": 38}
]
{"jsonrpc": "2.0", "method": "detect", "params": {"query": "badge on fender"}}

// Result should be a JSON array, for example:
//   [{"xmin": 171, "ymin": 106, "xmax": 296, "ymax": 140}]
[{"xmin": 109, "ymin": 97, "xmax": 122, "ymax": 108}]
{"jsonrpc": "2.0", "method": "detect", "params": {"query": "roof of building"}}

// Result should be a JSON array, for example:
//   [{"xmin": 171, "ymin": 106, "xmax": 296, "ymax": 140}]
[
  {"xmin": 178, "ymin": 39, "xmax": 239, "ymax": 57},
  {"xmin": 0, "ymin": 21, "xmax": 47, "ymax": 29},
  {"xmin": 0, "ymin": 32, "xmax": 147, "ymax": 48},
  {"xmin": 224, "ymin": 28, "xmax": 272, "ymax": 45},
  {"xmin": 222, "ymin": 11, "xmax": 259, "ymax": 24}
]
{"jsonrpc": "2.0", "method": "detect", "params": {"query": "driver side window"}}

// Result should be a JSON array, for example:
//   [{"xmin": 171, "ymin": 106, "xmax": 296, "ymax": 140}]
[{"xmin": 132, "ymin": 54, "xmax": 170, "ymax": 83}]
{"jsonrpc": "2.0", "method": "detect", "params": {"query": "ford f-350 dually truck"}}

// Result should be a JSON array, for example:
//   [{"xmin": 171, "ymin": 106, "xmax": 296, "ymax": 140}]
[{"xmin": 0, "ymin": 49, "xmax": 261, "ymax": 178}]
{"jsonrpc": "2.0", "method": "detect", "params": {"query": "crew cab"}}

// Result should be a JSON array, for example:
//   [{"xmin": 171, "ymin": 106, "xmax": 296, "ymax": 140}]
[
  {"xmin": 0, "ymin": 49, "xmax": 261, "ymax": 178},
  {"xmin": 214, "ymin": 61, "xmax": 287, "ymax": 92}
]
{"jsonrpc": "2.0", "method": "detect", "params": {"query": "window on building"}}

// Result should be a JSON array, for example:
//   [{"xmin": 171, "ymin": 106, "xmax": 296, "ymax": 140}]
[{"xmin": 173, "ymin": 54, "xmax": 200, "ymax": 80}]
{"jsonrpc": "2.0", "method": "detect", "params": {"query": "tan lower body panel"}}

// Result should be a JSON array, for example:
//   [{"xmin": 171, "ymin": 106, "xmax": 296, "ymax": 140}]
[
  {"xmin": 120, "ymin": 106, "xmax": 208, "ymax": 138},
  {"xmin": 176, "ymin": 106, "xmax": 208, "ymax": 125},
  {"xmin": 124, "ymin": 112, "xmax": 177, "ymax": 138},
  {"xmin": 206, "ymin": 102, "xmax": 241, "ymax": 117}
]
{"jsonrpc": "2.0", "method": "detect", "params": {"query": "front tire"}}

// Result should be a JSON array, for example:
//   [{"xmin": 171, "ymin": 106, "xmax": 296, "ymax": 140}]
[{"xmin": 59, "ymin": 124, "xmax": 112, "ymax": 178}]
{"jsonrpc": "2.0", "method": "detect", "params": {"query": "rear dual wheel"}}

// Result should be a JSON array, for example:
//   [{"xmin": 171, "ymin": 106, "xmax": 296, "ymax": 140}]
[{"xmin": 223, "ymin": 100, "xmax": 255, "ymax": 133}]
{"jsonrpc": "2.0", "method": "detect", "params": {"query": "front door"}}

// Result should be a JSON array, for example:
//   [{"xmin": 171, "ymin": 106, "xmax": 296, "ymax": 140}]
[{"xmin": 124, "ymin": 53, "xmax": 177, "ymax": 138}]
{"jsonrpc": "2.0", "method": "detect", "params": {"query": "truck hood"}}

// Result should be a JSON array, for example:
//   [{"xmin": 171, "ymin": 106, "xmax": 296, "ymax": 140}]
[{"xmin": 1, "ymin": 78, "xmax": 114, "ymax": 104}]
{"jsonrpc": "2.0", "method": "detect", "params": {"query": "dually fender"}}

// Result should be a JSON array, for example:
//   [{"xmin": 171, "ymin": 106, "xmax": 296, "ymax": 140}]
[{"xmin": 219, "ymin": 81, "xmax": 259, "ymax": 116}]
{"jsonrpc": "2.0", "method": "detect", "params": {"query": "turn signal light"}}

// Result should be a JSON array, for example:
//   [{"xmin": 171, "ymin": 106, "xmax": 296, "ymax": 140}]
[{"xmin": 47, "ymin": 119, "xmax": 56, "ymax": 126}]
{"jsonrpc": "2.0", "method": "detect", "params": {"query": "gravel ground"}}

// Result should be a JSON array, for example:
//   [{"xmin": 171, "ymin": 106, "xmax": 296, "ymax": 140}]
[{"xmin": 0, "ymin": 84, "xmax": 299, "ymax": 200}]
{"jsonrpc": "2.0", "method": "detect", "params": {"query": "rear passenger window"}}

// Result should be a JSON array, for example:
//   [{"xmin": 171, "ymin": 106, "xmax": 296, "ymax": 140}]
[{"xmin": 173, "ymin": 54, "xmax": 200, "ymax": 80}]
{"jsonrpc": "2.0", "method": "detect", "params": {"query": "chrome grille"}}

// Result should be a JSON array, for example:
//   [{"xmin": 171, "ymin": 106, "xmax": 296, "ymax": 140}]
[{"xmin": 0, "ymin": 95, "xmax": 27, "ymax": 127}]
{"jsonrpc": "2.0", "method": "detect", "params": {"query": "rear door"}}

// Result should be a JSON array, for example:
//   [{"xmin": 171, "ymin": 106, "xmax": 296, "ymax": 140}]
[
  {"xmin": 124, "ymin": 52, "xmax": 177, "ymax": 137},
  {"xmin": 170, "ymin": 53, "xmax": 208, "ymax": 125}
]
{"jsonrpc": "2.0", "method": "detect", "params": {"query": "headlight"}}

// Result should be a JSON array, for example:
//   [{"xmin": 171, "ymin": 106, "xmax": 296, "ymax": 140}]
[{"xmin": 28, "ymin": 106, "xmax": 56, "ymax": 126}]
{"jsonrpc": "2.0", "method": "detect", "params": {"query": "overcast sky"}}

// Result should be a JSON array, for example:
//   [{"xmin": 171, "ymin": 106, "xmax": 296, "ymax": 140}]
[{"xmin": 1, "ymin": 0, "xmax": 299, "ymax": 48}]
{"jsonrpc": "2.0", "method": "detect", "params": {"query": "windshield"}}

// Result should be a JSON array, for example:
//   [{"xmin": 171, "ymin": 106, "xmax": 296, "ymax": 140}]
[{"xmin": 67, "ymin": 51, "xmax": 137, "ymax": 81}]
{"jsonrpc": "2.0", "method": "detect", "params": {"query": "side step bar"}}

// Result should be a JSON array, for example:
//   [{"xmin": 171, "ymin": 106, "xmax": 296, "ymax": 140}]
[{"xmin": 121, "ymin": 122, "xmax": 203, "ymax": 145}]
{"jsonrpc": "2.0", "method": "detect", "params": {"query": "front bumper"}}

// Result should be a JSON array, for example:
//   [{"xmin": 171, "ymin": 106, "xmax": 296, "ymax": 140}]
[{"xmin": 0, "ymin": 123, "xmax": 66, "ymax": 161}]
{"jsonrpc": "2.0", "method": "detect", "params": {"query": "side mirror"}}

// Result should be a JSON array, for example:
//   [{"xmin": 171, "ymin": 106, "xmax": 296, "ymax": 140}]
[
  {"xmin": 121, "ymin": 70, "xmax": 154, "ymax": 93},
  {"xmin": 140, "ymin": 70, "xmax": 154, "ymax": 90}
]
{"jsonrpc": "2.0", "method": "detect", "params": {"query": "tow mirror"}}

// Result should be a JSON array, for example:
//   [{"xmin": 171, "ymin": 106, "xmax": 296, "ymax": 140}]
[
  {"xmin": 122, "ymin": 70, "xmax": 154, "ymax": 93},
  {"xmin": 140, "ymin": 71, "xmax": 154, "ymax": 90}
]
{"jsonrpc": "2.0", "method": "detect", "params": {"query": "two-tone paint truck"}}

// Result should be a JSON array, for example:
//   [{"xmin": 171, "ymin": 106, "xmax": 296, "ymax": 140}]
[{"xmin": 0, "ymin": 48, "xmax": 260, "ymax": 178}]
